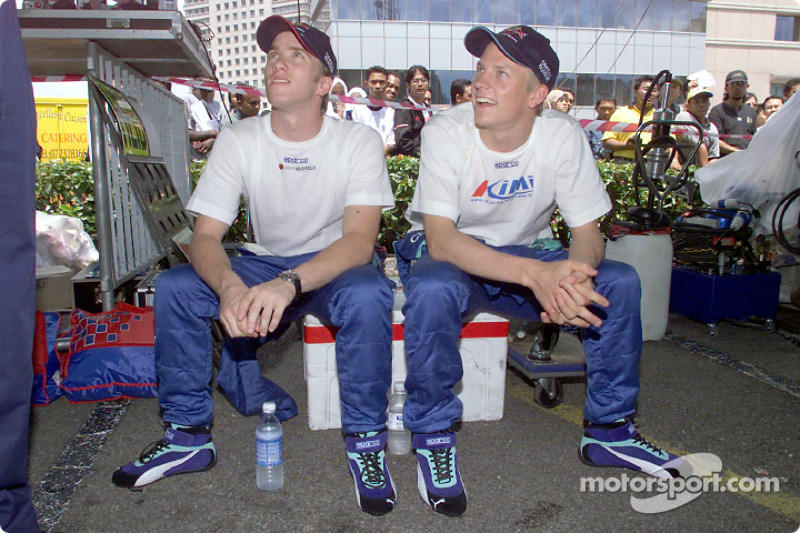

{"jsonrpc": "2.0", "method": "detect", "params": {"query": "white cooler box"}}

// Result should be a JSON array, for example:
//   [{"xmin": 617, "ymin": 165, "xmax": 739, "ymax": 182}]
[{"xmin": 302, "ymin": 289, "xmax": 509, "ymax": 430}]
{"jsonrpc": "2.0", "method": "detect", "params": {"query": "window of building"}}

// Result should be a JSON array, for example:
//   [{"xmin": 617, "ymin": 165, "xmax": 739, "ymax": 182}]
[
  {"xmin": 537, "ymin": 0, "xmax": 557, "ymax": 25},
  {"xmin": 775, "ymin": 15, "xmax": 799, "ymax": 41},
  {"xmin": 577, "ymin": 0, "xmax": 597, "ymax": 28},
  {"xmin": 689, "ymin": 0, "xmax": 707, "ymax": 32},
  {"xmin": 557, "ymin": 0, "xmax": 577, "ymax": 26},
  {"xmin": 474, "ymin": 0, "xmax": 493, "ymax": 23},
  {"xmin": 495, "ymin": 0, "xmax": 517, "ymax": 24},
  {"xmin": 430, "ymin": 0, "xmax": 449, "ymax": 21}
]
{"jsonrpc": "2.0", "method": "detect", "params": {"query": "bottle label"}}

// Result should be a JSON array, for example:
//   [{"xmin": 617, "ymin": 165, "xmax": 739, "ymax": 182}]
[
  {"xmin": 387, "ymin": 412, "xmax": 404, "ymax": 431},
  {"xmin": 256, "ymin": 437, "xmax": 282, "ymax": 467}
]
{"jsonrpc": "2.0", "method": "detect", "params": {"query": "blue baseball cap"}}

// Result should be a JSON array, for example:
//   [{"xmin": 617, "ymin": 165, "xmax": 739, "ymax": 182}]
[
  {"xmin": 465, "ymin": 25, "xmax": 559, "ymax": 90},
  {"xmin": 256, "ymin": 15, "xmax": 337, "ymax": 75}
]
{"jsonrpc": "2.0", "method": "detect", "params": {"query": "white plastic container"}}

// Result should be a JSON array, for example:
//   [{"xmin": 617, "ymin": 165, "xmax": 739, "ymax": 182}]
[
  {"xmin": 605, "ymin": 233, "xmax": 673, "ymax": 341},
  {"xmin": 302, "ymin": 289, "xmax": 509, "ymax": 430}
]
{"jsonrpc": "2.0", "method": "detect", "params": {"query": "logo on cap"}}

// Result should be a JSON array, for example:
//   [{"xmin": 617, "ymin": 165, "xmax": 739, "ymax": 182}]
[
  {"xmin": 538, "ymin": 60, "xmax": 552, "ymax": 82},
  {"xmin": 502, "ymin": 26, "xmax": 527, "ymax": 42}
]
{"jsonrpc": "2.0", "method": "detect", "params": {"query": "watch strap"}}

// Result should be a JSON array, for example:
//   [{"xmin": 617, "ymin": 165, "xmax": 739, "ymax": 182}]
[{"xmin": 278, "ymin": 270, "xmax": 302, "ymax": 301}]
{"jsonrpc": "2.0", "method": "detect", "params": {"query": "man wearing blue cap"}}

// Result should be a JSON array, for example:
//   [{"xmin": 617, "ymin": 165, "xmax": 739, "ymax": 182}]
[
  {"xmin": 395, "ymin": 25, "xmax": 683, "ymax": 517},
  {"xmin": 112, "ymin": 16, "xmax": 398, "ymax": 516}
]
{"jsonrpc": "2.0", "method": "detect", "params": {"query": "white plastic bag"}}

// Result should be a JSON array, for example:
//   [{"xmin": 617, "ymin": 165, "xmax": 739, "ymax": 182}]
[
  {"xmin": 35, "ymin": 211, "xmax": 99, "ymax": 271},
  {"xmin": 695, "ymin": 93, "xmax": 800, "ymax": 239}
]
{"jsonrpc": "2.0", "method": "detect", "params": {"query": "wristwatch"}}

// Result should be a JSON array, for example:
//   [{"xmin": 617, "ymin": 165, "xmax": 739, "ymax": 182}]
[{"xmin": 277, "ymin": 269, "xmax": 302, "ymax": 301}]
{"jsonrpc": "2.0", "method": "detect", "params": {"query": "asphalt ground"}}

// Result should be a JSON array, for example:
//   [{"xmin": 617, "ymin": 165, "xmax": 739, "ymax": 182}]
[{"xmin": 27, "ymin": 307, "xmax": 800, "ymax": 533}]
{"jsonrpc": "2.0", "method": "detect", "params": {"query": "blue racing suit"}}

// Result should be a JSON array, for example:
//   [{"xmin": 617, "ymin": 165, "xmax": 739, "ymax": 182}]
[
  {"xmin": 396, "ymin": 233, "xmax": 642, "ymax": 433},
  {"xmin": 155, "ymin": 252, "xmax": 394, "ymax": 433}
]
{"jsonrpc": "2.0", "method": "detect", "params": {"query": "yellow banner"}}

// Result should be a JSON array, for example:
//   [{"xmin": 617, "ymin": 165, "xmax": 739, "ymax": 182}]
[{"xmin": 35, "ymin": 98, "xmax": 89, "ymax": 161}]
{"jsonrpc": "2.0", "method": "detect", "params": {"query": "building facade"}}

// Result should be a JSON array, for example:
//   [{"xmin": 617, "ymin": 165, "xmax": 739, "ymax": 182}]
[
  {"xmin": 185, "ymin": 0, "xmax": 799, "ymax": 112},
  {"xmin": 705, "ymin": 0, "xmax": 800, "ymax": 104},
  {"xmin": 326, "ymin": 0, "xmax": 709, "ymax": 116}
]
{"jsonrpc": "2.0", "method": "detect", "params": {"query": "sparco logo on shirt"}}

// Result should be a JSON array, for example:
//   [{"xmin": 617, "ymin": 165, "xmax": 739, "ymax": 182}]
[
  {"xmin": 471, "ymin": 176, "xmax": 534, "ymax": 201},
  {"xmin": 283, "ymin": 157, "xmax": 309, "ymax": 164},
  {"xmin": 494, "ymin": 161, "xmax": 519, "ymax": 169}
]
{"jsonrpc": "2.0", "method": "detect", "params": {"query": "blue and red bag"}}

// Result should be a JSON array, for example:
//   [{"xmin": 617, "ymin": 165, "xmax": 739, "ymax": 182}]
[
  {"xmin": 32, "ymin": 310, "xmax": 64, "ymax": 406},
  {"xmin": 60, "ymin": 302, "xmax": 157, "ymax": 403}
]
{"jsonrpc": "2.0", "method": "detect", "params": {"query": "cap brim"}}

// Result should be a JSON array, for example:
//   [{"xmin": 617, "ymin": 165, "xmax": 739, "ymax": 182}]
[
  {"xmin": 464, "ymin": 27, "xmax": 526, "ymax": 70},
  {"xmin": 256, "ymin": 15, "xmax": 314, "ymax": 57}
]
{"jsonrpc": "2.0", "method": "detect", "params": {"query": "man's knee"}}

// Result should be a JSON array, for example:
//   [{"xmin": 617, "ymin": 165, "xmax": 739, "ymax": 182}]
[
  {"xmin": 330, "ymin": 266, "xmax": 393, "ymax": 321},
  {"xmin": 597, "ymin": 259, "xmax": 641, "ymax": 296}
]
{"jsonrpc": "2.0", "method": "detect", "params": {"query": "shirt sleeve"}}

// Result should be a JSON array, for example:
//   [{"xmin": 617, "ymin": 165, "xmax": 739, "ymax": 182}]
[
  {"xmin": 342, "ymin": 122, "xmax": 395, "ymax": 209},
  {"xmin": 407, "ymin": 116, "xmax": 462, "ymax": 224},
  {"xmin": 555, "ymin": 119, "xmax": 612, "ymax": 229}
]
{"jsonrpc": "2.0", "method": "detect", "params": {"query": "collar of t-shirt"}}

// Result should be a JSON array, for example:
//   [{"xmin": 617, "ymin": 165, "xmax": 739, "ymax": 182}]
[{"xmin": 408, "ymin": 95, "xmax": 431, "ymax": 121}]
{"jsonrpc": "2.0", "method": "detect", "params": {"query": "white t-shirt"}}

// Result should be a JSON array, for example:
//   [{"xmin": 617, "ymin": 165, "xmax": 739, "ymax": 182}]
[
  {"xmin": 675, "ymin": 110, "xmax": 720, "ymax": 161},
  {"xmin": 189, "ymin": 99, "xmax": 224, "ymax": 131},
  {"xmin": 407, "ymin": 105, "xmax": 611, "ymax": 246},
  {"xmin": 187, "ymin": 114, "xmax": 394, "ymax": 256},
  {"xmin": 350, "ymin": 104, "xmax": 396, "ymax": 147}
]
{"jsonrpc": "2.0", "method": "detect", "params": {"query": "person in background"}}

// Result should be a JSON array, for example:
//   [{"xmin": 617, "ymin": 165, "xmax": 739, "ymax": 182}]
[
  {"xmin": 393, "ymin": 64, "xmax": 432, "ymax": 157},
  {"xmin": 556, "ymin": 88, "xmax": 574, "ymax": 113},
  {"xmin": 189, "ymin": 86, "xmax": 227, "ymax": 156},
  {"xmin": 757, "ymin": 95, "xmax": 784, "ymax": 128},
  {"xmin": 602, "ymin": 75, "xmax": 659, "ymax": 161},
  {"xmin": 111, "ymin": 16, "xmax": 398, "ymax": 517},
  {"xmin": 350, "ymin": 65, "xmax": 396, "ymax": 155},
  {"xmin": 708, "ymin": 70, "xmax": 757, "ymax": 155},
  {"xmin": 545, "ymin": 89, "xmax": 565, "ymax": 110},
  {"xmin": 659, "ymin": 78, "xmax": 683, "ymax": 115},
  {"xmin": 744, "ymin": 92, "xmax": 758, "ymax": 109},
  {"xmin": 673, "ymin": 86, "xmax": 719, "ymax": 168},
  {"xmin": 230, "ymin": 90, "xmax": 262, "ymax": 122},
  {"xmin": 0, "ymin": 1, "xmax": 41, "ymax": 530},
  {"xmin": 386, "ymin": 71, "xmax": 401, "ymax": 102},
  {"xmin": 326, "ymin": 77, "xmax": 348, "ymax": 119},
  {"xmin": 423, "ymin": 88, "xmax": 432, "ymax": 107},
  {"xmin": 784, "ymin": 78, "xmax": 800, "ymax": 100},
  {"xmin": 395, "ymin": 23, "xmax": 683, "ymax": 517},
  {"xmin": 585, "ymin": 95, "xmax": 616, "ymax": 160},
  {"xmin": 450, "ymin": 78, "xmax": 472, "ymax": 106}
]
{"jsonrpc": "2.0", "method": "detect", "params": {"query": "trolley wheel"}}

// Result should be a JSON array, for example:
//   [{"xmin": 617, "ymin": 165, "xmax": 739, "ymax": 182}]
[
  {"xmin": 707, "ymin": 323, "xmax": 718, "ymax": 336},
  {"xmin": 764, "ymin": 318, "xmax": 775, "ymax": 333},
  {"xmin": 534, "ymin": 380, "xmax": 564, "ymax": 408}
]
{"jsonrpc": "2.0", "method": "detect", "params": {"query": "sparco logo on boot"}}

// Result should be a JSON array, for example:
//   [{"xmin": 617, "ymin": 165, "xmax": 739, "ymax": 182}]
[
  {"xmin": 356, "ymin": 440, "xmax": 380, "ymax": 449},
  {"xmin": 426, "ymin": 436, "xmax": 452, "ymax": 446}
]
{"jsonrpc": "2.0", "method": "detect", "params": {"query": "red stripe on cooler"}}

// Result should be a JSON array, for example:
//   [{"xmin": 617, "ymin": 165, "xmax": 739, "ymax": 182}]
[{"xmin": 303, "ymin": 319, "xmax": 508, "ymax": 344}]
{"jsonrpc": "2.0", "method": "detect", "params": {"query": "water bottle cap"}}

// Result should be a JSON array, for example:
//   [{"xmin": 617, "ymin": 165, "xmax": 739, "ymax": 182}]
[
  {"xmin": 393, "ymin": 381, "xmax": 405, "ymax": 392},
  {"xmin": 262, "ymin": 401, "xmax": 276, "ymax": 413}
]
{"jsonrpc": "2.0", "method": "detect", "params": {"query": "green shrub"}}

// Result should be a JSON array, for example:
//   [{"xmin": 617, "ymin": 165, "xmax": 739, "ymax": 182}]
[
  {"xmin": 37, "ymin": 157, "xmax": 701, "ymax": 254},
  {"xmin": 190, "ymin": 159, "xmax": 250, "ymax": 242},
  {"xmin": 36, "ymin": 160, "xmax": 96, "ymax": 236},
  {"xmin": 380, "ymin": 155, "xmax": 419, "ymax": 251}
]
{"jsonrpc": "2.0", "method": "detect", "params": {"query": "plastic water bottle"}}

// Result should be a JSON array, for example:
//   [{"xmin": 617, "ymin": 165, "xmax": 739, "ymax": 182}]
[
  {"xmin": 387, "ymin": 381, "xmax": 411, "ymax": 455},
  {"xmin": 256, "ymin": 401, "xmax": 284, "ymax": 491}
]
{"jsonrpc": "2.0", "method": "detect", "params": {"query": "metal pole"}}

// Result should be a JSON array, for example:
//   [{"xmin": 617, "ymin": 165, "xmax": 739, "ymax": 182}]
[
  {"xmin": 297, "ymin": 0, "xmax": 301, "ymax": 22},
  {"xmin": 86, "ymin": 41, "xmax": 116, "ymax": 311}
]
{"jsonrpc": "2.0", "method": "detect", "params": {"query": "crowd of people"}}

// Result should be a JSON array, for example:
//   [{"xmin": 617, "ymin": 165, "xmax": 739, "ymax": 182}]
[
  {"xmin": 545, "ymin": 71, "xmax": 799, "ymax": 168},
  {"xmin": 187, "ymin": 55, "xmax": 799, "ymax": 172}
]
